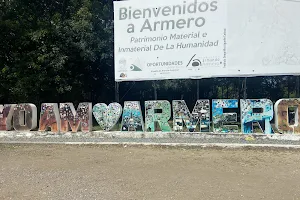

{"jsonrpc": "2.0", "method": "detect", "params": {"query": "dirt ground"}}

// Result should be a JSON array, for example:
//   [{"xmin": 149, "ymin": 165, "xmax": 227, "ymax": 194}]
[{"xmin": 1, "ymin": 144, "xmax": 300, "ymax": 200}]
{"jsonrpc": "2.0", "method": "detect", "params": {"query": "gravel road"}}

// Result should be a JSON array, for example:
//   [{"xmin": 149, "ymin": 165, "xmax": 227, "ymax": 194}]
[{"xmin": 1, "ymin": 144, "xmax": 300, "ymax": 200}]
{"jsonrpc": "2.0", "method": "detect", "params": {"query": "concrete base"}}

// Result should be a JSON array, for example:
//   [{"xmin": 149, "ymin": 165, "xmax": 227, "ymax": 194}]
[
  {"xmin": 1, "ymin": 131, "xmax": 300, "ymax": 149},
  {"xmin": 1, "ymin": 131, "xmax": 300, "ymax": 141}
]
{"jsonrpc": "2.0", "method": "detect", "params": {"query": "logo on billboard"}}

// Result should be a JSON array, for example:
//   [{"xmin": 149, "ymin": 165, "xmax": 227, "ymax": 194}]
[
  {"xmin": 129, "ymin": 58, "xmax": 143, "ymax": 72},
  {"xmin": 118, "ymin": 57, "xmax": 127, "ymax": 72},
  {"xmin": 186, "ymin": 54, "xmax": 202, "ymax": 68},
  {"xmin": 118, "ymin": 57, "xmax": 143, "ymax": 72},
  {"xmin": 187, "ymin": 54, "xmax": 222, "ymax": 68},
  {"xmin": 119, "ymin": 73, "xmax": 127, "ymax": 78},
  {"xmin": 129, "ymin": 64, "xmax": 142, "ymax": 71}
]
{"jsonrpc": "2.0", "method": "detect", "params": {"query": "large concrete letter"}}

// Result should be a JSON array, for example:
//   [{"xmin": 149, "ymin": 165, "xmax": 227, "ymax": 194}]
[
  {"xmin": 93, "ymin": 103, "xmax": 122, "ymax": 131},
  {"xmin": 145, "ymin": 100, "xmax": 171, "ymax": 132},
  {"xmin": 172, "ymin": 100, "xmax": 210, "ymax": 132},
  {"xmin": 240, "ymin": 99, "xmax": 274, "ymax": 134},
  {"xmin": 212, "ymin": 99, "xmax": 239, "ymax": 133},
  {"xmin": 0, "ymin": 104, "xmax": 16, "ymax": 130},
  {"xmin": 275, "ymin": 98, "xmax": 300, "ymax": 134},
  {"xmin": 121, "ymin": 101, "xmax": 144, "ymax": 131},
  {"xmin": 60, "ymin": 102, "xmax": 92, "ymax": 133},
  {"xmin": 39, "ymin": 103, "xmax": 60, "ymax": 133},
  {"xmin": 13, "ymin": 104, "xmax": 37, "ymax": 131}
]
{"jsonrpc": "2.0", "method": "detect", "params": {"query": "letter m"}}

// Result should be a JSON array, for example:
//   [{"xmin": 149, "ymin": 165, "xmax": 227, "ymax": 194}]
[
  {"xmin": 172, "ymin": 100, "xmax": 210, "ymax": 132},
  {"xmin": 59, "ymin": 103, "xmax": 92, "ymax": 133}
]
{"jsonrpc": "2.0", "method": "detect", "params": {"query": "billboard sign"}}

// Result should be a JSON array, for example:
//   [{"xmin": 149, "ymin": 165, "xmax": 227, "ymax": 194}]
[{"xmin": 114, "ymin": 0, "xmax": 300, "ymax": 81}]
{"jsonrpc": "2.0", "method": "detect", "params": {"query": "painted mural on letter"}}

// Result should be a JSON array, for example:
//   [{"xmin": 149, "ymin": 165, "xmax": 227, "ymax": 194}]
[
  {"xmin": 93, "ymin": 103, "xmax": 122, "ymax": 131},
  {"xmin": 240, "ymin": 99, "xmax": 274, "ymax": 134},
  {"xmin": 145, "ymin": 100, "xmax": 171, "ymax": 132},
  {"xmin": 60, "ymin": 102, "xmax": 92, "ymax": 132},
  {"xmin": 193, "ymin": 100, "xmax": 210, "ymax": 132},
  {"xmin": 172, "ymin": 100, "xmax": 210, "ymax": 132},
  {"xmin": 212, "ymin": 99, "xmax": 239, "ymax": 133},
  {"xmin": 0, "ymin": 104, "xmax": 15, "ymax": 131},
  {"xmin": 275, "ymin": 98, "xmax": 300, "ymax": 134},
  {"xmin": 121, "ymin": 101, "xmax": 144, "ymax": 131},
  {"xmin": 13, "ymin": 104, "xmax": 37, "ymax": 131},
  {"xmin": 39, "ymin": 103, "xmax": 60, "ymax": 132}
]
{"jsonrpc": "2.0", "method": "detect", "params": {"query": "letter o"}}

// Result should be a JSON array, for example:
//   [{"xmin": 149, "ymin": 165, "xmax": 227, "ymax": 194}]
[
  {"xmin": 195, "ymin": 17, "xmax": 205, "ymax": 27},
  {"xmin": 198, "ymin": 2, "xmax": 209, "ymax": 12}
]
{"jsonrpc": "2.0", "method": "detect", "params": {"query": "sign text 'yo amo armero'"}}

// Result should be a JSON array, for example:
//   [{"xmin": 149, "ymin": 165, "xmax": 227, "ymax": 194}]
[{"xmin": 0, "ymin": 99, "xmax": 300, "ymax": 134}]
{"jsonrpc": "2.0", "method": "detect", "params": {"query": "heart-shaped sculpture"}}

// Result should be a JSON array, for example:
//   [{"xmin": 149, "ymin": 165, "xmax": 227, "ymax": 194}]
[{"xmin": 92, "ymin": 103, "xmax": 122, "ymax": 131}]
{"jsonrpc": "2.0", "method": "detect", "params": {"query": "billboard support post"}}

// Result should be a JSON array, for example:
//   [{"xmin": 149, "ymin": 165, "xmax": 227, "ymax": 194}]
[
  {"xmin": 115, "ymin": 82, "xmax": 120, "ymax": 102},
  {"xmin": 296, "ymin": 76, "xmax": 300, "ymax": 97},
  {"xmin": 153, "ymin": 81, "xmax": 158, "ymax": 100},
  {"xmin": 242, "ymin": 77, "xmax": 247, "ymax": 100},
  {"xmin": 197, "ymin": 80, "xmax": 200, "ymax": 100}
]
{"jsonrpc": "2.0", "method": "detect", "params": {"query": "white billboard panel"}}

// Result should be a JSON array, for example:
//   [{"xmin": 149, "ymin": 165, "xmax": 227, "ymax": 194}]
[{"xmin": 114, "ymin": 0, "xmax": 300, "ymax": 82}]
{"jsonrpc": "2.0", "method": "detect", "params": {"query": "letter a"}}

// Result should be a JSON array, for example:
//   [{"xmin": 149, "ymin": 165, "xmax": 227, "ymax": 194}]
[{"xmin": 127, "ymin": 24, "xmax": 135, "ymax": 33}]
